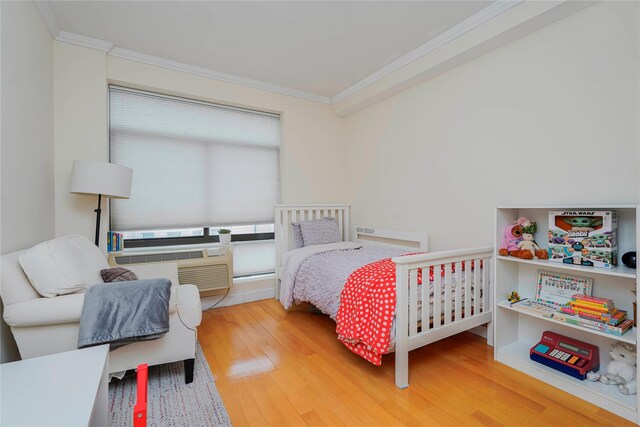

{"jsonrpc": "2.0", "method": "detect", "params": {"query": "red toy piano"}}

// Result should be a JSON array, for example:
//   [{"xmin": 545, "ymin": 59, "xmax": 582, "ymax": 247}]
[{"xmin": 530, "ymin": 331, "xmax": 599, "ymax": 380}]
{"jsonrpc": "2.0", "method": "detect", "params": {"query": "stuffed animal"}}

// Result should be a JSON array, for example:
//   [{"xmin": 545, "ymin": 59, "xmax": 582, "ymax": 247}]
[
  {"xmin": 518, "ymin": 233, "xmax": 542, "ymax": 259},
  {"xmin": 499, "ymin": 218, "xmax": 548, "ymax": 260},
  {"xmin": 499, "ymin": 223, "xmax": 525, "ymax": 257},
  {"xmin": 587, "ymin": 343, "xmax": 637, "ymax": 395}
]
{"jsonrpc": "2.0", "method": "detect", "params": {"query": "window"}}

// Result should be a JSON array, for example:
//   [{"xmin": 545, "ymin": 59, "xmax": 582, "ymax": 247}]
[{"xmin": 109, "ymin": 86, "xmax": 280, "ymax": 246}]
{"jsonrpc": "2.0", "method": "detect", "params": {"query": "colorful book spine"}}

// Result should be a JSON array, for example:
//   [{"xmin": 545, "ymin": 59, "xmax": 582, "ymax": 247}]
[
  {"xmin": 577, "ymin": 310, "xmax": 626, "ymax": 325},
  {"xmin": 558, "ymin": 306, "xmax": 627, "ymax": 325},
  {"xmin": 571, "ymin": 294, "xmax": 614, "ymax": 308},
  {"xmin": 573, "ymin": 305, "xmax": 618, "ymax": 318},
  {"xmin": 107, "ymin": 232, "xmax": 124, "ymax": 252},
  {"xmin": 562, "ymin": 304, "xmax": 617, "ymax": 317},
  {"xmin": 569, "ymin": 301, "xmax": 613, "ymax": 314},
  {"xmin": 568, "ymin": 305, "xmax": 609, "ymax": 316},
  {"xmin": 553, "ymin": 313, "xmax": 633, "ymax": 336}
]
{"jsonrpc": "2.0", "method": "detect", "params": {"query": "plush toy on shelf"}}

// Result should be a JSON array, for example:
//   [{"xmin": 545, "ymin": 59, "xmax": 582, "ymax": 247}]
[
  {"xmin": 507, "ymin": 291, "xmax": 521, "ymax": 303},
  {"xmin": 499, "ymin": 217, "xmax": 548, "ymax": 260},
  {"xmin": 587, "ymin": 342, "xmax": 637, "ymax": 395}
]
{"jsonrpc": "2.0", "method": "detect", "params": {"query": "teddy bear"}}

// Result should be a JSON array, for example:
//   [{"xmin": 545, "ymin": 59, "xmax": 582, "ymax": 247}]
[
  {"xmin": 517, "ymin": 232, "xmax": 543, "ymax": 259},
  {"xmin": 499, "ymin": 217, "xmax": 548, "ymax": 260},
  {"xmin": 586, "ymin": 342, "xmax": 637, "ymax": 395}
]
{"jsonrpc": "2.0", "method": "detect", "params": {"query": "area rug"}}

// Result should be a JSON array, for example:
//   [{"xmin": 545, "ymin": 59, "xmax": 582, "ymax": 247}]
[{"xmin": 108, "ymin": 343, "xmax": 232, "ymax": 426}]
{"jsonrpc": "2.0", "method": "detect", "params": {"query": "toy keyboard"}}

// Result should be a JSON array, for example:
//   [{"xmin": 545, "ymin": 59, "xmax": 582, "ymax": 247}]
[{"xmin": 530, "ymin": 331, "xmax": 599, "ymax": 380}]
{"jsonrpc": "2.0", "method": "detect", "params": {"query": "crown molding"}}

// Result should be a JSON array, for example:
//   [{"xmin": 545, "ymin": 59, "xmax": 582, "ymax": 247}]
[
  {"xmin": 33, "ymin": 1, "xmax": 60, "ymax": 38},
  {"xmin": 108, "ymin": 47, "xmax": 331, "ymax": 104},
  {"xmin": 37, "ymin": 0, "xmax": 539, "ymax": 107},
  {"xmin": 55, "ymin": 31, "xmax": 114, "ymax": 52},
  {"xmin": 331, "ymin": 0, "xmax": 521, "ymax": 104}
]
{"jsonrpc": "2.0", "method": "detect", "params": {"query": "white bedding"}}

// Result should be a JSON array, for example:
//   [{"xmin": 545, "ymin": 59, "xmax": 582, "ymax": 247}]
[{"xmin": 279, "ymin": 242, "xmax": 362, "ymax": 311}]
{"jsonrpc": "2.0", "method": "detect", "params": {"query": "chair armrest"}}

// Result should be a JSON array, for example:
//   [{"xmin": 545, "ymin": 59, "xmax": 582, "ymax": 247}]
[
  {"xmin": 3, "ymin": 293, "xmax": 85, "ymax": 327},
  {"xmin": 176, "ymin": 285, "xmax": 202, "ymax": 328},
  {"xmin": 127, "ymin": 263, "xmax": 179, "ymax": 286}
]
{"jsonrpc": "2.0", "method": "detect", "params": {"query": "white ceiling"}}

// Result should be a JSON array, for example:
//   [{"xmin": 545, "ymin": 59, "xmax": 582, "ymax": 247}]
[{"xmin": 46, "ymin": 1, "xmax": 493, "ymax": 99}]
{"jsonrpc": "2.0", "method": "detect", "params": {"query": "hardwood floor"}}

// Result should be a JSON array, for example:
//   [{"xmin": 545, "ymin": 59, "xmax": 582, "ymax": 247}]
[{"xmin": 200, "ymin": 299, "xmax": 634, "ymax": 427}]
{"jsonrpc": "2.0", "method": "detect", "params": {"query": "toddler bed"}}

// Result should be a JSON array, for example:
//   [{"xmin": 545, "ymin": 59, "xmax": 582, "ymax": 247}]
[{"xmin": 275, "ymin": 204, "xmax": 493, "ymax": 388}]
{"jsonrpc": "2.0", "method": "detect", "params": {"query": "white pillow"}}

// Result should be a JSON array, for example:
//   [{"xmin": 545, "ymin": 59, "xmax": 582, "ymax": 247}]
[
  {"xmin": 299, "ymin": 218, "xmax": 341, "ymax": 246},
  {"xmin": 19, "ymin": 235, "xmax": 108, "ymax": 298},
  {"xmin": 291, "ymin": 222, "xmax": 305, "ymax": 249}
]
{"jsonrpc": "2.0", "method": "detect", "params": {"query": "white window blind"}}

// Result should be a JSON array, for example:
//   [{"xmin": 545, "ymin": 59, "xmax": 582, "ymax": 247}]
[{"xmin": 109, "ymin": 86, "xmax": 280, "ymax": 231}]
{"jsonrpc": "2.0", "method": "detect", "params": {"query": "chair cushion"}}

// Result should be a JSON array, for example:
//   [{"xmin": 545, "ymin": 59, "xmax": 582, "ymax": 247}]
[{"xmin": 19, "ymin": 235, "xmax": 109, "ymax": 298}]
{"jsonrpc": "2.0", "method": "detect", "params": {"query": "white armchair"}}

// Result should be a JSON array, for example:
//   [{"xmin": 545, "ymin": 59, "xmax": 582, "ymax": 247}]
[{"xmin": 0, "ymin": 236, "xmax": 202, "ymax": 383}]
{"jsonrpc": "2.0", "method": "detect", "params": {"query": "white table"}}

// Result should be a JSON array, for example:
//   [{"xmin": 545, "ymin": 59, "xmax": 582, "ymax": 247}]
[{"xmin": 1, "ymin": 345, "xmax": 109, "ymax": 427}]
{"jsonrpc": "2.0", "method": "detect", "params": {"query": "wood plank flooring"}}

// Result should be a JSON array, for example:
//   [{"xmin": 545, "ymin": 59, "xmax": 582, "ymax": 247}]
[{"xmin": 200, "ymin": 299, "xmax": 635, "ymax": 426}]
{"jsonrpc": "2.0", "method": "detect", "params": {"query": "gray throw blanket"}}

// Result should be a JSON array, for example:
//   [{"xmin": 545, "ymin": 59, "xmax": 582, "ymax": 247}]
[{"xmin": 78, "ymin": 278, "xmax": 171, "ymax": 350}]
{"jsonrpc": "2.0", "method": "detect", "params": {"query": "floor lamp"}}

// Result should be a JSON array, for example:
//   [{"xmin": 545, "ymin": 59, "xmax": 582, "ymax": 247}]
[{"xmin": 70, "ymin": 160, "xmax": 133, "ymax": 247}]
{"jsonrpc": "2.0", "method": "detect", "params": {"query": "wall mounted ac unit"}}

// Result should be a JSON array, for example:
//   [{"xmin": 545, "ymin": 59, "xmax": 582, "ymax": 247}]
[{"xmin": 108, "ymin": 247, "xmax": 233, "ymax": 297}]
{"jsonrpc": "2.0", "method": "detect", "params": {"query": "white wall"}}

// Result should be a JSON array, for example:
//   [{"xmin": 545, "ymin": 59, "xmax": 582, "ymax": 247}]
[
  {"xmin": 53, "ymin": 43, "xmax": 108, "ymax": 243},
  {"xmin": 345, "ymin": 2, "xmax": 639, "ymax": 250},
  {"xmin": 0, "ymin": 1, "xmax": 55, "ymax": 362},
  {"xmin": 53, "ymin": 45, "xmax": 347, "ymax": 250}
]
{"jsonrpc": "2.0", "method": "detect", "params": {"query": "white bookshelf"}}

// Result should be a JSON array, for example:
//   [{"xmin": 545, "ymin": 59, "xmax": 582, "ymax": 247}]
[{"xmin": 494, "ymin": 205, "xmax": 639, "ymax": 423}]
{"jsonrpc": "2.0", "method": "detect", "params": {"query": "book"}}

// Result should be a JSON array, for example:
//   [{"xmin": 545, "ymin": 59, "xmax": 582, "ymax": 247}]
[
  {"xmin": 553, "ymin": 312, "xmax": 634, "ymax": 336},
  {"xmin": 569, "ymin": 301, "xmax": 613, "ymax": 314},
  {"xmin": 569, "ymin": 303, "xmax": 615, "ymax": 316},
  {"xmin": 511, "ymin": 300, "xmax": 558, "ymax": 318},
  {"xmin": 578, "ymin": 310, "xmax": 626, "ymax": 325},
  {"xmin": 107, "ymin": 231, "xmax": 124, "ymax": 252},
  {"xmin": 571, "ymin": 294, "xmax": 615, "ymax": 308},
  {"xmin": 556, "ymin": 309, "xmax": 627, "ymax": 326}
]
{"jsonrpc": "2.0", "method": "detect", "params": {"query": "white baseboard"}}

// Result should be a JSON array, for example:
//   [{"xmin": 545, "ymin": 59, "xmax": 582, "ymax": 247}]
[{"xmin": 200, "ymin": 275, "xmax": 275, "ymax": 309}]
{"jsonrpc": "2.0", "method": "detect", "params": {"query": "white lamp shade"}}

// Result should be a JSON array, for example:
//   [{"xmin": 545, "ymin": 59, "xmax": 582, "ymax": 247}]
[{"xmin": 70, "ymin": 160, "xmax": 133, "ymax": 199}]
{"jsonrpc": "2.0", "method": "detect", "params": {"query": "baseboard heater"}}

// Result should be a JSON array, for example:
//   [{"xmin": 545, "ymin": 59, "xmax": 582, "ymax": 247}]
[{"xmin": 108, "ymin": 247, "xmax": 233, "ymax": 297}]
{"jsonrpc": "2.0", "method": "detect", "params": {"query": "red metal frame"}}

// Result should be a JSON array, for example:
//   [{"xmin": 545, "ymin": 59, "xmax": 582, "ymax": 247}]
[{"xmin": 133, "ymin": 364, "xmax": 148, "ymax": 427}]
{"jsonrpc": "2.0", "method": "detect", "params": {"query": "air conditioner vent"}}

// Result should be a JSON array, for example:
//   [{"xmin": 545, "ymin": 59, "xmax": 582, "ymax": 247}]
[
  {"xmin": 179, "ymin": 264, "xmax": 230, "ymax": 295},
  {"xmin": 114, "ymin": 250, "xmax": 204, "ymax": 265}
]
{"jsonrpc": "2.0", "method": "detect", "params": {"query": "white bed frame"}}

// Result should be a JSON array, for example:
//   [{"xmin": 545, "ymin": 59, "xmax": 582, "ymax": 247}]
[{"xmin": 274, "ymin": 204, "xmax": 493, "ymax": 388}]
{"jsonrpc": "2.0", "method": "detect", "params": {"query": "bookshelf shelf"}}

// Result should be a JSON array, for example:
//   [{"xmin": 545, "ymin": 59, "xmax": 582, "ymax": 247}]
[
  {"xmin": 496, "ymin": 255, "xmax": 637, "ymax": 279},
  {"xmin": 496, "ymin": 300, "xmax": 637, "ymax": 345},
  {"xmin": 496, "ymin": 340, "xmax": 637, "ymax": 419}
]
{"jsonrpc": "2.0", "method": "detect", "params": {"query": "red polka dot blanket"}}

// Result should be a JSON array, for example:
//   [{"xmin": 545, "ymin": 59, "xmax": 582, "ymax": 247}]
[
  {"xmin": 335, "ymin": 257, "xmax": 422, "ymax": 365},
  {"xmin": 335, "ymin": 257, "xmax": 482, "ymax": 365}
]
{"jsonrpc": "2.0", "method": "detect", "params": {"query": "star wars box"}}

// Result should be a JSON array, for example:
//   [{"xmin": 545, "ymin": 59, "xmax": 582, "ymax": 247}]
[{"xmin": 548, "ymin": 210, "xmax": 617, "ymax": 268}]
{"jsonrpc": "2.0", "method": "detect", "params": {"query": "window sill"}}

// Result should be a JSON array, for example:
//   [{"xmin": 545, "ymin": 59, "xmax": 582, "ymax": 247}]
[
  {"xmin": 234, "ymin": 272, "xmax": 275, "ymax": 285},
  {"xmin": 116, "ymin": 239, "xmax": 274, "ymax": 254}
]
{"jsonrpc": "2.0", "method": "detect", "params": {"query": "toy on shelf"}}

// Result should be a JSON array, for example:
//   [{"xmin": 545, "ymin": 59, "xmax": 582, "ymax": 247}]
[
  {"xmin": 530, "ymin": 331, "xmax": 599, "ymax": 380},
  {"xmin": 548, "ymin": 210, "xmax": 617, "ymax": 268},
  {"xmin": 586, "ymin": 343, "xmax": 637, "ymax": 395},
  {"xmin": 507, "ymin": 291, "xmax": 521, "ymax": 303},
  {"xmin": 499, "ymin": 217, "xmax": 548, "ymax": 260}
]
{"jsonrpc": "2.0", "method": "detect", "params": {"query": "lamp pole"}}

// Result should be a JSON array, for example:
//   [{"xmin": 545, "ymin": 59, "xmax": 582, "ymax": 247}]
[{"xmin": 94, "ymin": 194, "xmax": 102, "ymax": 247}]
